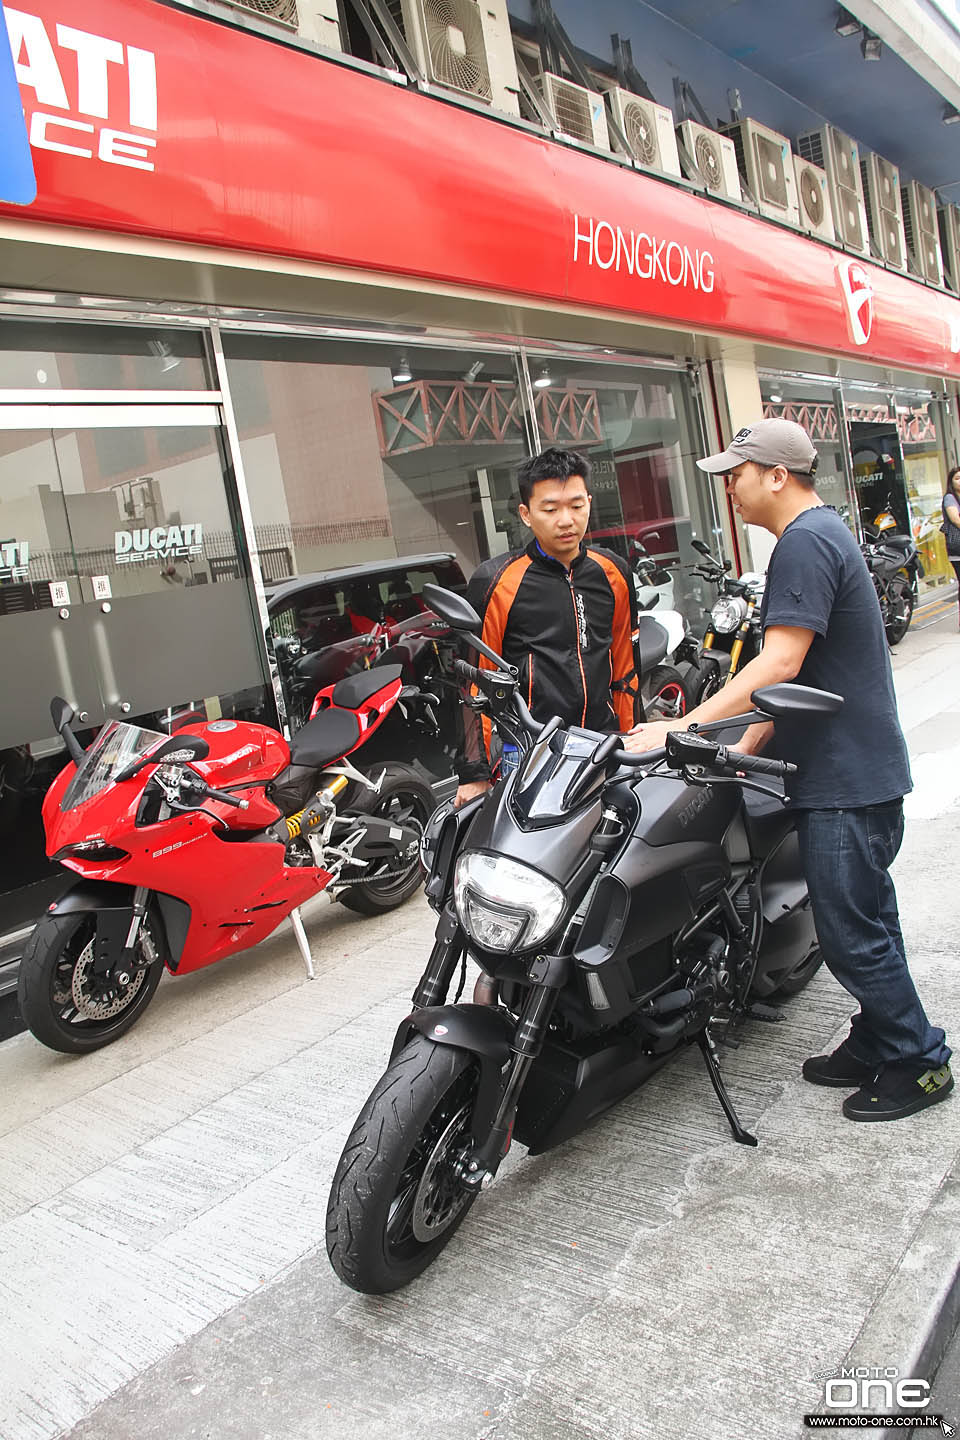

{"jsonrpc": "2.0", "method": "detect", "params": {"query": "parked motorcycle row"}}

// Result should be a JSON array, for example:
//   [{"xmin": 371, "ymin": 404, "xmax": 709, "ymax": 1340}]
[{"xmin": 14, "ymin": 515, "xmax": 918, "ymax": 1291}]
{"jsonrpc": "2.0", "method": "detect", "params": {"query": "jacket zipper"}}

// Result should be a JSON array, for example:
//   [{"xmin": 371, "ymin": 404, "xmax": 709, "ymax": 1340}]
[
  {"xmin": 527, "ymin": 652, "xmax": 534, "ymax": 707},
  {"xmin": 568, "ymin": 572, "xmax": 588, "ymax": 725}
]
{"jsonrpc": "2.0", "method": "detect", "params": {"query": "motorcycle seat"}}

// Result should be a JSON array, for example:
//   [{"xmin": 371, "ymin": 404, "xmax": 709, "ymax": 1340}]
[
  {"xmin": 331, "ymin": 663, "xmax": 403, "ymax": 710},
  {"xmin": 289, "ymin": 708, "xmax": 361, "ymax": 768},
  {"xmin": 741, "ymin": 780, "xmax": 793, "ymax": 858},
  {"xmin": 635, "ymin": 616, "xmax": 669, "ymax": 673}
]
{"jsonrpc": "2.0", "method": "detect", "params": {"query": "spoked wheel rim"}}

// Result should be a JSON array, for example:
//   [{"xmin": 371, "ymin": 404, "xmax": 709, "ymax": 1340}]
[
  {"xmin": 361, "ymin": 788, "xmax": 429, "ymax": 901},
  {"xmin": 649, "ymin": 681, "xmax": 687, "ymax": 720},
  {"xmin": 51, "ymin": 917, "xmax": 149, "ymax": 1031},
  {"xmin": 384, "ymin": 1069, "xmax": 476, "ymax": 1262}
]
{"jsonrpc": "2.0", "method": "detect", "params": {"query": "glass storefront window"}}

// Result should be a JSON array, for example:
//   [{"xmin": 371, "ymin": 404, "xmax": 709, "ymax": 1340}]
[
  {"xmin": 223, "ymin": 335, "xmax": 530, "ymax": 585},
  {"xmin": 521, "ymin": 353, "xmax": 717, "ymax": 633},
  {"xmin": 0, "ymin": 320, "xmax": 211, "ymax": 391},
  {"xmin": 759, "ymin": 381, "xmax": 857, "ymax": 533}
]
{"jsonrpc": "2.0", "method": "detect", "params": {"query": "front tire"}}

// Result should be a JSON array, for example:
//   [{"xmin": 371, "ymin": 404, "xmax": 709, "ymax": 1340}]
[
  {"xmin": 326, "ymin": 1035, "xmax": 481, "ymax": 1293},
  {"xmin": 17, "ymin": 909, "xmax": 165, "ymax": 1054},
  {"xmin": 338, "ymin": 762, "xmax": 434, "ymax": 915}
]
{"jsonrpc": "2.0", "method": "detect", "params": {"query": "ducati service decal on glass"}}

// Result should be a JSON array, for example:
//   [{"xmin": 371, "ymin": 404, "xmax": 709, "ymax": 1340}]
[{"xmin": 115, "ymin": 523, "xmax": 203, "ymax": 565}]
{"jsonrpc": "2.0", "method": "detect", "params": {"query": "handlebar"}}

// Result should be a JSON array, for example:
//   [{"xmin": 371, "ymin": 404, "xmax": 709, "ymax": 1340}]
[{"xmin": 205, "ymin": 786, "xmax": 250, "ymax": 810}]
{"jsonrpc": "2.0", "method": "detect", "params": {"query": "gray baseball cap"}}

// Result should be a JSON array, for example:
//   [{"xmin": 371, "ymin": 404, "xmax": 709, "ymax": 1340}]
[{"xmin": 696, "ymin": 418, "xmax": 818, "ymax": 476}]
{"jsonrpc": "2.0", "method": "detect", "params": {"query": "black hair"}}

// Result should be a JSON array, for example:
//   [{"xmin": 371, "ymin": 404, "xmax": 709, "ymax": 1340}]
[
  {"xmin": 787, "ymin": 467, "xmax": 817, "ymax": 492},
  {"xmin": 946, "ymin": 465, "xmax": 960, "ymax": 497},
  {"xmin": 517, "ymin": 448, "xmax": 592, "ymax": 507}
]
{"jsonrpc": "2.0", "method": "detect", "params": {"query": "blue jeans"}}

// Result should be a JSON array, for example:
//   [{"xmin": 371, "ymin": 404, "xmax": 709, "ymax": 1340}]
[{"xmin": 795, "ymin": 802, "xmax": 950, "ymax": 1069}]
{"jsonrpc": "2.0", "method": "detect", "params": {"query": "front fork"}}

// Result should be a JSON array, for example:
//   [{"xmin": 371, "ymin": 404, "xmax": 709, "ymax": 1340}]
[
  {"xmin": 458, "ymin": 956, "xmax": 566, "ymax": 1191},
  {"xmin": 725, "ymin": 599, "xmax": 756, "ymax": 682},
  {"xmin": 410, "ymin": 906, "xmax": 563, "ymax": 1192}
]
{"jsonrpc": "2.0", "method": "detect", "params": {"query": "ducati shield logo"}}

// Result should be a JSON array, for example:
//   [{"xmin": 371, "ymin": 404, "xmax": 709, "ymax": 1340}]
[{"xmin": 837, "ymin": 258, "xmax": 875, "ymax": 347}]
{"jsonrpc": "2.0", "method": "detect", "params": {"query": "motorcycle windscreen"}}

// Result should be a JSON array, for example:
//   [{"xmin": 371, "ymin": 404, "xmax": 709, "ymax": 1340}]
[
  {"xmin": 61, "ymin": 720, "xmax": 168, "ymax": 812},
  {"xmin": 509, "ymin": 728, "xmax": 610, "ymax": 824}
]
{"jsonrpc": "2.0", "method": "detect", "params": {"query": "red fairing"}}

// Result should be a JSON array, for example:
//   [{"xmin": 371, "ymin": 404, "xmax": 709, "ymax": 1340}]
[{"xmin": 2, "ymin": 0, "xmax": 960, "ymax": 376}]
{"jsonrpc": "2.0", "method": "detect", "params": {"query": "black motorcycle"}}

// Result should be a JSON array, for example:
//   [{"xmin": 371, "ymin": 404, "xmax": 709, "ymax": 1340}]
[
  {"xmin": 689, "ymin": 539, "xmax": 764, "ymax": 702},
  {"xmin": 325, "ymin": 583, "xmax": 840, "ymax": 1294},
  {"xmin": 860, "ymin": 535, "xmax": 920, "ymax": 647}
]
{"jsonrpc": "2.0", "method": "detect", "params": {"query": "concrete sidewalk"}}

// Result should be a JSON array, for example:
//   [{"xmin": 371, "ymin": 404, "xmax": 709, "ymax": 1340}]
[{"xmin": 2, "ymin": 618, "xmax": 960, "ymax": 1440}]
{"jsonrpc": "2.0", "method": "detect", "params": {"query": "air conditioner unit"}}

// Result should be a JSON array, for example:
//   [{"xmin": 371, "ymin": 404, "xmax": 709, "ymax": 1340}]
[
  {"xmin": 389, "ymin": 0, "xmax": 521, "ymax": 116},
  {"xmin": 902, "ymin": 179, "xmax": 944, "ymax": 285},
  {"xmin": 538, "ymin": 72, "xmax": 609, "ymax": 149},
  {"xmin": 295, "ymin": 0, "xmax": 342, "ymax": 48},
  {"xmin": 938, "ymin": 203, "xmax": 960, "ymax": 292},
  {"xmin": 227, "ymin": 0, "xmax": 298, "ymax": 25},
  {"xmin": 860, "ymin": 152, "xmax": 906, "ymax": 270},
  {"xmin": 723, "ymin": 118, "xmax": 800, "ymax": 227},
  {"xmin": 677, "ymin": 120, "xmax": 742, "ymax": 202},
  {"xmin": 793, "ymin": 155, "xmax": 834, "ymax": 240},
  {"xmin": 605, "ymin": 89, "xmax": 680, "ymax": 177},
  {"xmin": 797, "ymin": 124, "xmax": 869, "ymax": 255}
]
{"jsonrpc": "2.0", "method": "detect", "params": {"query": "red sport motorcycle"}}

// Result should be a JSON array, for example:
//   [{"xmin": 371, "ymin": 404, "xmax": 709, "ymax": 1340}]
[{"xmin": 18, "ymin": 665, "xmax": 437, "ymax": 1054}]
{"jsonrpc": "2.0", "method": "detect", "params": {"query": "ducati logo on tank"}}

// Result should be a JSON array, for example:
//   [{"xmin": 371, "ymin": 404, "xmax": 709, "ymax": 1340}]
[
  {"xmin": 3, "ymin": 7, "xmax": 158, "ymax": 172},
  {"xmin": 837, "ymin": 257, "xmax": 875, "ymax": 347}
]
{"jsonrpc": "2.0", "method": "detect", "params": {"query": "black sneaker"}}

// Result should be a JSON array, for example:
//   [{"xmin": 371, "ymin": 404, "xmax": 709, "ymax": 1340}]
[
  {"xmin": 842, "ymin": 1062, "xmax": 954, "ymax": 1122},
  {"xmin": 802, "ymin": 1040, "xmax": 878, "ymax": 1089}
]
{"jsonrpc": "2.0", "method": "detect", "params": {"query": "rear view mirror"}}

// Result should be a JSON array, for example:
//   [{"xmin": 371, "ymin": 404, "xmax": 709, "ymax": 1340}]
[
  {"xmin": 50, "ymin": 696, "xmax": 75, "ymax": 733},
  {"xmin": 152, "ymin": 734, "xmax": 210, "ymax": 763},
  {"xmin": 751, "ymin": 683, "xmax": 843, "ymax": 717},
  {"xmin": 422, "ymin": 583, "xmax": 482, "ymax": 633}
]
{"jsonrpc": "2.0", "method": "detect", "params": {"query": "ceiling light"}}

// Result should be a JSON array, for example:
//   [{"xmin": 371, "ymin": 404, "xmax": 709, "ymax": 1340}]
[
  {"xmin": 835, "ymin": 6, "xmax": 860, "ymax": 36},
  {"xmin": 463, "ymin": 359, "xmax": 484, "ymax": 383},
  {"xmin": 533, "ymin": 364, "xmax": 552, "ymax": 389},
  {"xmin": 944, "ymin": 104, "xmax": 960, "ymax": 126},
  {"xmin": 769, "ymin": 392, "xmax": 783, "ymax": 404},
  {"xmin": 861, "ymin": 28, "xmax": 882, "ymax": 59},
  {"xmin": 392, "ymin": 355, "xmax": 413, "ymax": 383}
]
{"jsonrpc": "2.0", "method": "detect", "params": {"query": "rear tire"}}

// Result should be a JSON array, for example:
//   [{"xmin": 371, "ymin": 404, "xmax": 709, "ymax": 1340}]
[
  {"xmin": 326, "ymin": 1035, "xmax": 480, "ymax": 1293},
  {"xmin": 884, "ymin": 571, "xmax": 914, "ymax": 647},
  {"xmin": 338, "ymin": 763, "xmax": 434, "ymax": 915},
  {"xmin": 642, "ymin": 664, "xmax": 688, "ymax": 721},
  {"xmin": 17, "ymin": 909, "xmax": 165, "ymax": 1054},
  {"xmin": 769, "ymin": 945, "xmax": 824, "ymax": 998}
]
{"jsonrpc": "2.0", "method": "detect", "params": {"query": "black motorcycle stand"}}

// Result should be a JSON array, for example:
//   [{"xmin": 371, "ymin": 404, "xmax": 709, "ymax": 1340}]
[{"xmin": 698, "ymin": 1028, "xmax": 758, "ymax": 1147}]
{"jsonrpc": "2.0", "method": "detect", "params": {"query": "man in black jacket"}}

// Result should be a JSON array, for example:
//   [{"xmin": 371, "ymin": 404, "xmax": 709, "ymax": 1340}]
[{"xmin": 454, "ymin": 447, "xmax": 639, "ymax": 808}]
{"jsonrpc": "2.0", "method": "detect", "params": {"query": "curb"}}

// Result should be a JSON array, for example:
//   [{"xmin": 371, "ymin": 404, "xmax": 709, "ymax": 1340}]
[{"xmin": 799, "ymin": 1150, "xmax": 960, "ymax": 1436}]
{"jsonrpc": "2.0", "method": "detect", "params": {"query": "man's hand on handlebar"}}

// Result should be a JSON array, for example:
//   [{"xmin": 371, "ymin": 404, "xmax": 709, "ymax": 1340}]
[
  {"xmin": 622, "ymin": 716, "xmax": 690, "ymax": 753},
  {"xmin": 455, "ymin": 780, "xmax": 492, "ymax": 809}
]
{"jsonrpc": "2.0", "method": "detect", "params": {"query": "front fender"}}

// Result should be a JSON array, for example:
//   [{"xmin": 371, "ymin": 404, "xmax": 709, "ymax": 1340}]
[
  {"xmin": 50, "ymin": 880, "xmax": 137, "ymax": 913},
  {"xmin": 391, "ymin": 1003, "xmax": 512, "ymax": 1138}
]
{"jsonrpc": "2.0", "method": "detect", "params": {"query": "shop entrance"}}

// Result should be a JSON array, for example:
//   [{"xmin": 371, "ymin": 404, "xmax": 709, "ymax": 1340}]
[
  {"xmin": 848, "ymin": 420, "xmax": 910, "ymax": 539},
  {"xmin": 0, "ymin": 402, "xmax": 271, "ymax": 991}
]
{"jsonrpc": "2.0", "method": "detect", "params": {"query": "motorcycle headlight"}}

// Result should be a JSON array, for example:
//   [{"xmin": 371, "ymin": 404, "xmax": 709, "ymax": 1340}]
[
  {"xmin": 454, "ymin": 853, "xmax": 565, "ymax": 954},
  {"xmin": 710, "ymin": 596, "xmax": 747, "ymax": 633}
]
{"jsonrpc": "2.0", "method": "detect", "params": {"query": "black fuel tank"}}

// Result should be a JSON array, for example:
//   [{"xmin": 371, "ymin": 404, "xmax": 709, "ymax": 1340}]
[{"xmin": 634, "ymin": 774, "xmax": 742, "ymax": 848}]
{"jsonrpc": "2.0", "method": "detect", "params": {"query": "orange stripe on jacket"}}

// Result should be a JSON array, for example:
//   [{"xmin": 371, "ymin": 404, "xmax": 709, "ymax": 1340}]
[
  {"xmin": 477, "ymin": 554, "xmax": 532, "ymax": 763},
  {"xmin": 588, "ymin": 549, "xmax": 636, "ymax": 732}
]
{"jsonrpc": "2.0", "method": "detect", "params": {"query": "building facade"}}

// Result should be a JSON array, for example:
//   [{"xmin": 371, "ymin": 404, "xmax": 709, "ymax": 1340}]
[{"xmin": 1, "ymin": 0, "xmax": 960, "ymax": 981}]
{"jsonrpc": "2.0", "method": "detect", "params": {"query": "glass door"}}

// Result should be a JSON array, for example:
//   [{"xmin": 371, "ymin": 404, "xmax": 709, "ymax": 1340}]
[{"xmin": 0, "ymin": 402, "xmax": 272, "ymax": 982}]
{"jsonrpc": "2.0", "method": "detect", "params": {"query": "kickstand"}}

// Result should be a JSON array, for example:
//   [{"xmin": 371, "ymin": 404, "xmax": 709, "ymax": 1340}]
[
  {"xmin": 698, "ymin": 1029, "xmax": 757, "ymax": 1146},
  {"xmin": 289, "ymin": 906, "xmax": 315, "ymax": 980}
]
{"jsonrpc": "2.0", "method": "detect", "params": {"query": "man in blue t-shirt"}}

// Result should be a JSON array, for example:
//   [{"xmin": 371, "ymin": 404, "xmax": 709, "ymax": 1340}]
[{"xmin": 625, "ymin": 418, "xmax": 951, "ymax": 1123}]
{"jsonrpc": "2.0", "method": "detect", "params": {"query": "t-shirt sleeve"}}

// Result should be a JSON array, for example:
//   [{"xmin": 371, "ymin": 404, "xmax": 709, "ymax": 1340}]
[{"xmin": 762, "ymin": 529, "xmax": 841, "ymax": 637}]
